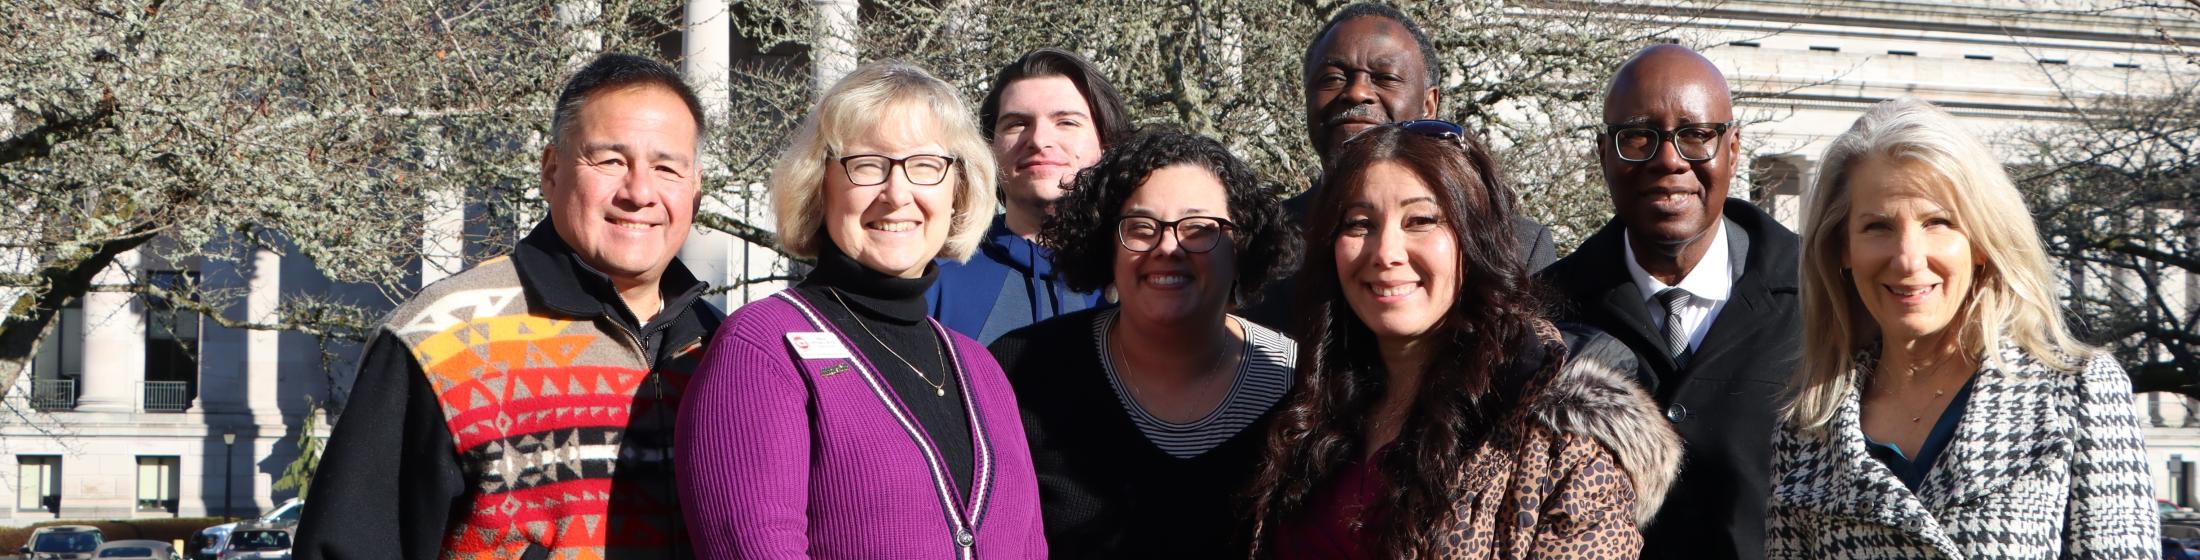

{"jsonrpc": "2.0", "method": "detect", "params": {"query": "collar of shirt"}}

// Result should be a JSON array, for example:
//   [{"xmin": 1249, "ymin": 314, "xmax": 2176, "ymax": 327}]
[{"xmin": 1623, "ymin": 217, "xmax": 1734, "ymax": 306}]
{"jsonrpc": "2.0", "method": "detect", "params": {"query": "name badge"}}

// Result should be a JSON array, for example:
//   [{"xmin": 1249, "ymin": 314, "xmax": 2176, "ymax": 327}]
[{"xmin": 786, "ymin": 332, "xmax": 853, "ymax": 360}]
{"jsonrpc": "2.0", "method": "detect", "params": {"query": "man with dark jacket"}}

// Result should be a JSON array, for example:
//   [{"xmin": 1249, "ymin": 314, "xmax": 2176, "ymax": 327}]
[
  {"xmin": 297, "ymin": 54, "xmax": 722, "ymax": 559},
  {"xmin": 1246, "ymin": 3, "xmax": 1555, "ymax": 332},
  {"xmin": 1538, "ymin": 44, "xmax": 1798, "ymax": 560},
  {"xmin": 926, "ymin": 49, "xmax": 1125, "ymax": 343}
]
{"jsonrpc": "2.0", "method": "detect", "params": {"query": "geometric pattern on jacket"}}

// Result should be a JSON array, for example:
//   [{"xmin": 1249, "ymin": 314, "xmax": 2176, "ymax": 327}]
[
  {"xmin": 384, "ymin": 255, "xmax": 697, "ymax": 559},
  {"xmin": 1766, "ymin": 342, "xmax": 2158, "ymax": 559}
]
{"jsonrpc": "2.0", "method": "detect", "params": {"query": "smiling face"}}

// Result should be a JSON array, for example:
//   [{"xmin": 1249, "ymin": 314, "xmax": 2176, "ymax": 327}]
[
  {"xmin": 1844, "ymin": 156, "xmax": 1979, "ymax": 346},
  {"xmin": 1304, "ymin": 16, "xmax": 1439, "ymax": 162},
  {"xmin": 823, "ymin": 103, "xmax": 959, "ymax": 278},
  {"xmin": 1598, "ymin": 47, "xmax": 1737, "ymax": 252},
  {"xmin": 541, "ymin": 84, "xmax": 701, "ymax": 287},
  {"xmin": 1334, "ymin": 161, "xmax": 1459, "ymax": 345},
  {"xmin": 992, "ymin": 75, "xmax": 1104, "ymax": 211},
  {"xmin": 1112, "ymin": 164, "xmax": 1238, "ymax": 327}
]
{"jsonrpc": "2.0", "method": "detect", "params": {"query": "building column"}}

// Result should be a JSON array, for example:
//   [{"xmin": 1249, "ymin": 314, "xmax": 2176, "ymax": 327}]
[
  {"xmin": 811, "ymin": 0, "xmax": 859, "ymax": 93},
  {"xmin": 558, "ymin": 1, "xmax": 604, "ymax": 69},
  {"xmin": 247, "ymin": 245, "xmax": 283, "ymax": 413},
  {"xmin": 422, "ymin": 184, "xmax": 465, "ymax": 287},
  {"xmin": 76, "ymin": 250, "xmax": 143, "ymax": 413},
  {"xmin": 679, "ymin": 0, "xmax": 738, "ymax": 310}
]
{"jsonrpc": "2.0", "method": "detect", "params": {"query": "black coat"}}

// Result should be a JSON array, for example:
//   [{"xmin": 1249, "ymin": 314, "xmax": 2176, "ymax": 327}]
[{"xmin": 1537, "ymin": 199, "xmax": 1800, "ymax": 560}]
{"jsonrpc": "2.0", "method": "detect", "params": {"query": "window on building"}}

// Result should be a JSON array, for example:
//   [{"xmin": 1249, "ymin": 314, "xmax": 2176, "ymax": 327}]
[
  {"xmin": 136, "ymin": 456, "xmax": 179, "ymax": 514},
  {"xmin": 144, "ymin": 271, "xmax": 201, "ymax": 412},
  {"xmin": 1965, "ymin": 53, "xmax": 1994, "ymax": 61},
  {"xmin": 1809, "ymin": 45, "xmax": 1840, "ymax": 53},
  {"xmin": 2039, "ymin": 58, "xmax": 2069, "ymax": 65},
  {"xmin": 1728, "ymin": 40, "xmax": 1760, "ymax": 48},
  {"xmin": 1749, "ymin": 156, "xmax": 1809, "ymax": 227},
  {"xmin": 2115, "ymin": 62, "xmax": 2142, "ymax": 69},
  {"xmin": 1887, "ymin": 49, "xmax": 1918, "ymax": 57},
  {"xmin": 16, "ymin": 456, "xmax": 60, "ymax": 513},
  {"xmin": 29, "ymin": 299, "xmax": 82, "ymax": 411}
]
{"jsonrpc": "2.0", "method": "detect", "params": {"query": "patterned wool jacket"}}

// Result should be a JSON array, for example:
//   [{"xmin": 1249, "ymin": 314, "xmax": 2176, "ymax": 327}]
[
  {"xmin": 299, "ymin": 222, "xmax": 723, "ymax": 560},
  {"xmin": 1766, "ymin": 343, "xmax": 2158, "ymax": 559}
]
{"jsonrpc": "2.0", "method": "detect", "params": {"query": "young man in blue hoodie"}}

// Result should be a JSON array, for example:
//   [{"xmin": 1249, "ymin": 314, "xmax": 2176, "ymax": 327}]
[{"xmin": 926, "ymin": 49, "xmax": 1128, "ymax": 343}]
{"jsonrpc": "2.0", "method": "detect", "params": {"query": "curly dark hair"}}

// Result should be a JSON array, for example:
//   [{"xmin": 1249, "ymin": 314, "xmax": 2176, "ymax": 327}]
[
  {"xmin": 1245, "ymin": 124, "xmax": 1550, "ymax": 558},
  {"xmin": 1039, "ymin": 127, "xmax": 1298, "ymax": 307}
]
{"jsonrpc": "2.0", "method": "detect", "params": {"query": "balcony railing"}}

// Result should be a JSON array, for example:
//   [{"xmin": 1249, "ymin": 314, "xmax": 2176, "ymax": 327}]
[
  {"xmin": 141, "ymin": 381, "xmax": 189, "ymax": 413},
  {"xmin": 29, "ymin": 379, "xmax": 75, "ymax": 411}
]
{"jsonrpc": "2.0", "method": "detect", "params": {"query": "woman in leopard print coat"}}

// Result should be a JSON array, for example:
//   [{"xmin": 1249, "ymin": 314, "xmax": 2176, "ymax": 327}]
[{"xmin": 1245, "ymin": 123, "xmax": 1682, "ymax": 559}]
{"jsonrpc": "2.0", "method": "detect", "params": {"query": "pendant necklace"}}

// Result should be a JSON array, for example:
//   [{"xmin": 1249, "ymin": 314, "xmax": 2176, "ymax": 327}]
[{"xmin": 831, "ymin": 288, "xmax": 949, "ymax": 397}]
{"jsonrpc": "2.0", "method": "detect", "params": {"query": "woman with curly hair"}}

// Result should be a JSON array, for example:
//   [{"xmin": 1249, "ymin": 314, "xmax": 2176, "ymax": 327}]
[
  {"xmin": 1245, "ymin": 122, "xmax": 1682, "ymax": 559},
  {"xmin": 986, "ymin": 127, "xmax": 1299, "ymax": 559}
]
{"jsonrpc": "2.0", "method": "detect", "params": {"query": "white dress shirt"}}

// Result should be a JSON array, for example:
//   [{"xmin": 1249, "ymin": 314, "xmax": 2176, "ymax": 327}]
[{"xmin": 1623, "ymin": 218, "xmax": 1732, "ymax": 355}]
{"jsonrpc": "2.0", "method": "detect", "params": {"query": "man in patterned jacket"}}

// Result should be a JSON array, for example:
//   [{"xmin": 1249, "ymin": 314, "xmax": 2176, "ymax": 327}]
[{"xmin": 298, "ymin": 54, "xmax": 722, "ymax": 559}]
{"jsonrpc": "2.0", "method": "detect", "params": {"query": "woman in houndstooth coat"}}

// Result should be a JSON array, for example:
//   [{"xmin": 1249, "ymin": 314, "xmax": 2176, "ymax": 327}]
[{"xmin": 1766, "ymin": 97, "xmax": 2157, "ymax": 559}]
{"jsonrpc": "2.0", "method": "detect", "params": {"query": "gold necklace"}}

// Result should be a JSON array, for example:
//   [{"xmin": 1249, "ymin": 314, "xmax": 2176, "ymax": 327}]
[
  {"xmin": 1877, "ymin": 352, "xmax": 1965, "ymax": 423},
  {"xmin": 830, "ymin": 288, "xmax": 948, "ymax": 397}
]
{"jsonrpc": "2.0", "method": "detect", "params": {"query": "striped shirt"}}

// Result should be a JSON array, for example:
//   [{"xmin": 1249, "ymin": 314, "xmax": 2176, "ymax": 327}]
[{"xmin": 1093, "ymin": 309, "xmax": 1296, "ymax": 459}]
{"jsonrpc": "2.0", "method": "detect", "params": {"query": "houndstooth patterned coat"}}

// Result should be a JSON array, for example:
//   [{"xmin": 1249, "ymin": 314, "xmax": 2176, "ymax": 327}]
[{"xmin": 1765, "ymin": 343, "xmax": 2158, "ymax": 559}]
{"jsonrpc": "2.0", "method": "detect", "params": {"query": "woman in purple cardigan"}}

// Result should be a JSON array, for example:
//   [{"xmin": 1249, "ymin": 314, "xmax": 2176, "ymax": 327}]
[{"xmin": 674, "ymin": 61, "xmax": 1045, "ymax": 558}]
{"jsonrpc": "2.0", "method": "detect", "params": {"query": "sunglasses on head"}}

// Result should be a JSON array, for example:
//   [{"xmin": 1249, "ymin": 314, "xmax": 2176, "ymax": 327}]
[{"xmin": 1343, "ymin": 119, "xmax": 1469, "ymax": 149}]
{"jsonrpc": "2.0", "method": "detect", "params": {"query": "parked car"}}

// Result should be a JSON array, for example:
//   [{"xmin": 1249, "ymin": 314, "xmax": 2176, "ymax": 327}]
[
  {"xmin": 91, "ymin": 540, "xmax": 181, "ymax": 560},
  {"xmin": 17, "ymin": 525, "xmax": 104, "ymax": 560},
  {"xmin": 2164, "ymin": 499, "xmax": 2200, "ymax": 522},
  {"xmin": 215, "ymin": 523, "xmax": 290, "ymax": 560},
  {"xmin": 192, "ymin": 499, "xmax": 301, "ymax": 560}
]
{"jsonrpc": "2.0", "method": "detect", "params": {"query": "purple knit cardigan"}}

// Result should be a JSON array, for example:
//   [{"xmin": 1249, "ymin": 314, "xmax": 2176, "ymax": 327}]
[{"xmin": 675, "ymin": 290, "xmax": 1046, "ymax": 559}]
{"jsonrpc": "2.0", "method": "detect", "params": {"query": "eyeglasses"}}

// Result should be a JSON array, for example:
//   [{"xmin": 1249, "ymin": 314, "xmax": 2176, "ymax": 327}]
[
  {"xmin": 1605, "ymin": 122, "xmax": 1732, "ymax": 163},
  {"xmin": 834, "ymin": 154, "xmax": 958, "ymax": 186},
  {"xmin": 1117, "ymin": 215, "xmax": 1237, "ymax": 253}
]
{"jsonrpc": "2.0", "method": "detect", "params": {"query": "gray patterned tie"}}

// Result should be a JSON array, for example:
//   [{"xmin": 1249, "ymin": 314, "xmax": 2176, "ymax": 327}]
[{"xmin": 1656, "ymin": 287, "xmax": 1694, "ymax": 363}]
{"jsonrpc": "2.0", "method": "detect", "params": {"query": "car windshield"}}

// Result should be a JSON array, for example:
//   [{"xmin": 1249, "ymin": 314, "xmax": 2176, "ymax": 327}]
[
  {"xmin": 33, "ymin": 532, "xmax": 101, "ymax": 552},
  {"xmin": 99, "ymin": 547, "xmax": 154, "ymax": 557},
  {"xmin": 228, "ymin": 531, "xmax": 289, "ymax": 551},
  {"xmin": 268, "ymin": 504, "xmax": 302, "ymax": 523}
]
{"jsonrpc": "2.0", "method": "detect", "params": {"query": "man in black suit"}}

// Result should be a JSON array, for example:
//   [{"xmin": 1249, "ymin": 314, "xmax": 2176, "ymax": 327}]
[
  {"xmin": 1247, "ymin": 3, "xmax": 1555, "ymax": 331},
  {"xmin": 1539, "ymin": 44, "xmax": 1799, "ymax": 560}
]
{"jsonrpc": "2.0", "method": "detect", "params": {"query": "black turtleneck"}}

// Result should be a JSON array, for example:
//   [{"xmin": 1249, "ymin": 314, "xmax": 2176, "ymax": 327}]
[{"xmin": 795, "ymin": 243, "xmax": 975, "ymax": 501}]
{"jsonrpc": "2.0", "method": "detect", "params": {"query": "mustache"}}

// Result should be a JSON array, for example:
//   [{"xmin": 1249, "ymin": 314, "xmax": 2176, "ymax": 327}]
[{"xmin": 1323, "ymin": 105, "xmax": 1383, "ymax": 128}]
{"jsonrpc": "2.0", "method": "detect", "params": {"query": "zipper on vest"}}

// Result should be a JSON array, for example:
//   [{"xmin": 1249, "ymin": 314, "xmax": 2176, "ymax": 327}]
[{"xmin": 604, "ymin": 297, "xmax": 687, "ymax": 557}]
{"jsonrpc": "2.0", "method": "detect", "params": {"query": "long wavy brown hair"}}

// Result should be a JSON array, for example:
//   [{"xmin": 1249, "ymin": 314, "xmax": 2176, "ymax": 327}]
[{"xmin": 1245, "ymin": 124, "xmax": 1549, "ymax": 558}]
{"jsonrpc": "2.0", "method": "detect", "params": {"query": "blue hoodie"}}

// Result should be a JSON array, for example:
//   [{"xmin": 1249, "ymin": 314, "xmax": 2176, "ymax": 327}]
[{"xmin": 925, "ymin": 214, "xmax": 1103, "ymax": 343}]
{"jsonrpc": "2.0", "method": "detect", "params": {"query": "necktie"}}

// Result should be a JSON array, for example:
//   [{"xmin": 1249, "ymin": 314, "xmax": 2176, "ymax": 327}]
[{"xmin": 1656, "ymin": 287, "xmax": 1694, "ymax": 364}]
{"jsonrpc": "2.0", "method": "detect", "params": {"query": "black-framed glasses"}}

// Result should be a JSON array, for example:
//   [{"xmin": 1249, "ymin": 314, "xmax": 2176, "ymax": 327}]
[
  {"xmin": 834, "ymin": 154, "xmax": 958, "ymax": 186},
  {"xmin": 1605, "ymin": 122, "xmax": 1732, "ymax": 163},
  {"xmin": 1117, "ymin": 216, "xmax": 1237, "ymax": 253}
]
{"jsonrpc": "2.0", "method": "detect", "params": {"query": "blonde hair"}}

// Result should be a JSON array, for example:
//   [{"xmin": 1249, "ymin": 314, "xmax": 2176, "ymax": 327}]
[
  {"xmin": 769, "ymin": 61, "xmax": 998, "ymax": 262},
  {"xmin": 1787, "ymin": 97, "xmax": 2093, "ymax": 430}
]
